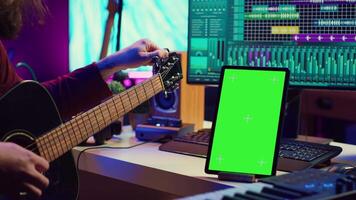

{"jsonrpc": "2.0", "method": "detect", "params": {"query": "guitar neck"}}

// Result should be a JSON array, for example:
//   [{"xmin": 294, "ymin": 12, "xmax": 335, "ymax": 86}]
[{"xmin": 36, "ymin": 74, "xmax": 164, "ymax": 162}]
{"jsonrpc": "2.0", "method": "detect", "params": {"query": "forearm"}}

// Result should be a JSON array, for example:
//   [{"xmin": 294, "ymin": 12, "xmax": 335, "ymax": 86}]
[
  {"xmin": 97, "ymin": 53, "xmax": 128, "ymax": 80},
  {"xmin": 96, "ymin": 39, "xmax": 169, "ymax": 80}
]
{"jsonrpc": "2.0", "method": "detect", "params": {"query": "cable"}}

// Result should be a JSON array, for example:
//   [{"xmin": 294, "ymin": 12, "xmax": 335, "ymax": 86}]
[
  {"xmin": 76, "ymin": 140, "xmax": 151, "ymax": 172},
  {"xmin": 75, "ymin": 136, "xmax": 167, "ymax": 193},
  {"xmin": 16, "ymin": 62, "xmax": 38, "ymax": 81}
]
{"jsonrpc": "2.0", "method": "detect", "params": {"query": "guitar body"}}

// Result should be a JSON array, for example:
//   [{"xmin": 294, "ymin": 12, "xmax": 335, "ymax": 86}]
[{"xmin": 0, "ymin": 81, "xmax": 78, "ymax": 200}]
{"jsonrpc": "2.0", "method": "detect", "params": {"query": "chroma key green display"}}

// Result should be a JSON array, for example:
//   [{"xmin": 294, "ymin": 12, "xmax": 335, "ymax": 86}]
[{"xmin": 206, "ymin": 67, "xmax": 288, "ymax": 176}]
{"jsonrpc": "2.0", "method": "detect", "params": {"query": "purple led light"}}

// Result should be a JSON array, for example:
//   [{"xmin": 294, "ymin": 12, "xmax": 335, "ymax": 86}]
[
  {"xmin": 123, "ymin": 79, "xmax": 133, "ymax": 88},
  {"xmin": 292, "ymin": 34, "xmax": 356, "ymax": 42},
  {"xmin": 291, "ymin": 0, "xmax": 356, "ymax": 5}
]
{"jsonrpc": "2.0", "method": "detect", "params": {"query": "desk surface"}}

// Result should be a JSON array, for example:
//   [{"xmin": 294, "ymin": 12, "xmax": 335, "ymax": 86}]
[{"xmin": 72, "ymin": 126, "xmax": 356, "ymax": 199}]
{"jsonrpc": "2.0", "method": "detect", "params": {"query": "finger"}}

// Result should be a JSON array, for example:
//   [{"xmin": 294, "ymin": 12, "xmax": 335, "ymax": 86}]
[
  {"xmin": 144, "ymin": 49, "xmax": 169, "ymax": 59},
  {"xmin": 25, "ymin": 168, "xmax": 50, "ymax": 190},
  {"xmin": 161, "ymin": 49, "xmax": 170, "ymax": 58},
  {"xmin": 22, "ymin": 182, "xmax": 42, "ymax": 198},
  {"xmin": 144, "ymin": 39, "xmax": 160, "ymax": 51},
  {"xmin": 31, "ymin": 153, "xmax": 50, "ymax": 172}
]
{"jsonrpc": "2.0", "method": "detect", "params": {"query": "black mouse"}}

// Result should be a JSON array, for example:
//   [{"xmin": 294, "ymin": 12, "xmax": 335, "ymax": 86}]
[{"xmin": 324, "ymin": 163, "xmax": 356, "ymax": 176}]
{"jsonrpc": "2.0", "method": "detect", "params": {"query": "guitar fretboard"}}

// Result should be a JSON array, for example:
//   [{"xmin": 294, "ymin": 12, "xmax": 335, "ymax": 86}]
[{"xmin": 35, "ymin": 75, "xmax": 164, "ymax": 162}]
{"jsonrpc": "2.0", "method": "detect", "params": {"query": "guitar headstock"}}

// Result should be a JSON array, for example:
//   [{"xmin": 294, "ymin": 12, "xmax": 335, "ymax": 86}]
[{"xmin": 153, "ymin": 52, "xmax": 183, "ymax": 92}]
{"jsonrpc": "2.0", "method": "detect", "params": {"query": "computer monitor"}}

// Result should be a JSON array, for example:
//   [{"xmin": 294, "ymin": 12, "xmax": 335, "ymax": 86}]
[{"xmin": 187, "ymin": 0, "xmax": 356, "ymax": 90}]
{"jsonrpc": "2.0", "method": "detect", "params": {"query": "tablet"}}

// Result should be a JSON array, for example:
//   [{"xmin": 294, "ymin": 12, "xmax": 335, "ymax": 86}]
[{"xmin": 205, "ymin": 66, "xmax": 289, "ymax": 178}]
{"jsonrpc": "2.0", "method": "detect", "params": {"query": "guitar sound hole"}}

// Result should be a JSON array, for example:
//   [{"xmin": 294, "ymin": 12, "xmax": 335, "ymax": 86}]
[{"xmin": 3, "ymin": 131, "xmax": 38, "ymax": 154}]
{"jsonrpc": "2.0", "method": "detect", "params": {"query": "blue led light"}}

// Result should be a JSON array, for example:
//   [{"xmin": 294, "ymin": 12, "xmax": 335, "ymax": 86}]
[
  {"xmin": 304, "ymin": 183, "xmax": 316, "ymax": 189},
  {"xmin": 323, "ymin": 183, "xmax": 334, "ymax": 188}
]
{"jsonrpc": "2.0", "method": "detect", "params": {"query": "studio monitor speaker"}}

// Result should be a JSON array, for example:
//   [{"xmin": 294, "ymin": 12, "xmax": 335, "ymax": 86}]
[{"xmin": 151, "ymin": 89, "xmax": 180, "ymax": 118}]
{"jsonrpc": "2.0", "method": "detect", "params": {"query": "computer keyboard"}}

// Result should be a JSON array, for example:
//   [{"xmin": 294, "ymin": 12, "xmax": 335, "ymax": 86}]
[
  {"xmin": 279, "ymin": 139, "xmax": 330, "ymax": 162},
  {"xmin": 159, "ymin": 129, "xmax": 343, "ymax": 171},
  {"xmin": 178, "ymin": 168, "xmax": 356, "ymax": 200},
  {"xmin": 173, "ymin": 129, "xmax": 211, "ymax": 145}
]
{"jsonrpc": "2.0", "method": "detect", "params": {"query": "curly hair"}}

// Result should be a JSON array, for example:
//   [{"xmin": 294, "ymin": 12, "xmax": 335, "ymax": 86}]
[{"xmin": 0, "ymin": 0, "xmax": 48, "ymax": 39}]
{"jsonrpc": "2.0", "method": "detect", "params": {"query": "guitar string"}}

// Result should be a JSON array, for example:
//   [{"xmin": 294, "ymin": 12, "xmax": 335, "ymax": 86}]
[
  {"xmin": 33, "ymin": 70, "xmax": 170, "ymax": 160},
  {"xmin": 29, "ymin": 84, "xmax": 155, "ymax": 160},
  {"xmin": 36, "ymin": 71, "xmax": 170, "ymax": 159},
  {"xmin": 25, "ymin": 66, "xmax": 173, "ymax": 158},
  {"xmin": 23, "ymin": 76, "xmax": 166, "ymax": 158},
  {"xmin": 29, "ymin": 80, "xmax": 160, "ymax": 159},
  {"xmin": 26, "ymin": 80, "xmax": 156, "ymax": 154}
]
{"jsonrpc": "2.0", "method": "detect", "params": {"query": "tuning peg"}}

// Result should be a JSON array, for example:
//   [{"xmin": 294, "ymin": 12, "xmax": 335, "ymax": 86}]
[
  {"xmin": 152, "ymin": 56, "xmax": 160, "ymax": 63},
  {"xmin": 171, "ymin": 75, "xmax": 181, "ymax": 82},
  {"xmin": 172, "ymin": 56, "xmax": 179, "ymax": 62},
  {"xmin": 165, "ymin": 80, "xmax": 173, "ymax": 86},
  {"xmin": 171, "ymin": 85, "xmax": 179, "ymax": 91}
]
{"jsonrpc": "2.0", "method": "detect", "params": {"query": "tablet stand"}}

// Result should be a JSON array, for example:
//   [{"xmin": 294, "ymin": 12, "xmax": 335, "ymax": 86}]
[{"xmin": 218, "ymin": 172, "xmax": 256, "ymax": 183}]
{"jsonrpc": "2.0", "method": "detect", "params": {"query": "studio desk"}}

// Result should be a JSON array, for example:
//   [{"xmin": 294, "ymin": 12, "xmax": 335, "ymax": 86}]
[{"xmin": 72, "ymin": 126, "xmax": 356, "ymax": 200}]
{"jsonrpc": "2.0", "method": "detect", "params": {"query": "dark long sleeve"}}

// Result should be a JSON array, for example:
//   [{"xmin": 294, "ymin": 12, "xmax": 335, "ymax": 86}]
[
  {"xmin": 1, "ymin": 41, "xmax": 112, "ymax": 121},
  {"xmin": 0, "ymin": 42, "xmax": 23, "ymax": 96},
  {"xmin": 42, "ymin": 63, "xmax": 112, "ymax": 121}
]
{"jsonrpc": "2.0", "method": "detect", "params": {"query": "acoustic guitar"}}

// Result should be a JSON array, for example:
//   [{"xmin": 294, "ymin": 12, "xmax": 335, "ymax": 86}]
[{"xmin": 0, "ymin": 53, "xmax": 182, "ymax": 200}]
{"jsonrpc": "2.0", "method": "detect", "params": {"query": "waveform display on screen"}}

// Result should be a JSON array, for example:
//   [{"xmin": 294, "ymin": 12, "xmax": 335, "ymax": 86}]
[
  {"xmin": 227, "ymin": 43, "xmax": 356, "ymax": 86},
  {"xmin": 187, "ymin": 0, "xmax": 356, "ymax": 89}
]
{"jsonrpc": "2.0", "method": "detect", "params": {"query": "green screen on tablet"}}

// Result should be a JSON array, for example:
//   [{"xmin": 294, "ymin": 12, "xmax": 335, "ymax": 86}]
[{"xmin": 206, "ymin": 67, "xmax": 289, "ymax": 176}]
